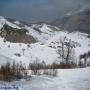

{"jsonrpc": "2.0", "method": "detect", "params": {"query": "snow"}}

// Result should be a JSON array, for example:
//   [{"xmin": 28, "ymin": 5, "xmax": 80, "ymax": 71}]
[
  {"xmin": 0, "ymin": 37, "xmax": 58, "ymax": 65},
  {"xmin": 47, "ymin": 31, "xmax": 90, "ymax": 61},
  {"xmin": 0, "ymin": 16, "xmax": 90, "ymax": 90},
  {"xmin": 0, "ymin": 16, "xmax": 90, "ymax": 66},
  {"xmin": 0, "ymin": 67, "xmax": 90, "ymax": 90},
  {"xmin": 25, "ymin": 24, "xmax": 56, "ymax": 43},
  {"xmin": 57, "ymin": 67, "xmax": 90, "ymax": 90},
  {"xmin": 0, "ymin": 16, "xmax": 21, "ymax": 29},
  {"xmin": 0, "ymin": 17, "xmax": 90, "ymax": 65},
  {"xmin": 14, "ymin": 21, "xmax": 21, "ymax": 25},
  {"xmin": 6, "ymin": 20, "xmax": 21, "ymax": 29},
  {"xmin": 0, "ymin": 16, "xmax": 5, "ymax": 29}
]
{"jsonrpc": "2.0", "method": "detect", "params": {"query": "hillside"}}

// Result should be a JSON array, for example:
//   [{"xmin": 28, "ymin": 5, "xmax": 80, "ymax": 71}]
[
  {"xmin": 0, "ymin": 16, "xmax": 90, "ymax": 66},
  {"xmin": 51, "ymin": 9, "xmax": 90, "ymax": 34}
]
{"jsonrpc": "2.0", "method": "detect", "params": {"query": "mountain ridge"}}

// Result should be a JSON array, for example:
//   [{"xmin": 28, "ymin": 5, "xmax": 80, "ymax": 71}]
[
  {"xmin": 0, "ymin": 16, "xmax": 90, "ymax": 66},
  {"xmin": 51, "ymin": 9, "xmax": 90, "ymax": 34}
]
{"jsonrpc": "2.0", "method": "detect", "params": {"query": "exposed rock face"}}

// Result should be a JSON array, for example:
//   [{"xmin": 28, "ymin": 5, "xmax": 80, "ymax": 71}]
[{"xmin": 0, "ymin": 24, "xmax": 37, "ymax": 43}]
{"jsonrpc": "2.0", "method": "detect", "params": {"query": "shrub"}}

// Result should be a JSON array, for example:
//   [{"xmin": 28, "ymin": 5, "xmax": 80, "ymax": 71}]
[
  {"xmin": 0, "ymin": 61, "xmax": 28, "ymax": 81},
  {"xmin": 8, "ymin": 45, "xmax": 10, "ymax": 48},
  {"xmin": 78, "ymin": 60, "xmax": 85, "ymax": 68},
  {"xmin": 27, "ymin": 44, "xmax": 30, "ymax": 48},
  {"xmin": 87, "ymin": 61, "xmax": 90, "ymax": 66},
  {"xmin": 29, "ymin": 60, "xmax": 42, "ymax": 75},
  {"xmin": 43, "ymin": 69, "xmax": 58, "ymax": 77},
  {"xmin": 14, "ymin": 53, "xmax": 21, "ymax": 57}
]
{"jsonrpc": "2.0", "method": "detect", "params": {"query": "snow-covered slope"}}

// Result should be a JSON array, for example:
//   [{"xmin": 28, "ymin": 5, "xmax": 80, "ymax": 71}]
[
  {"xmin": 24, "ymin": 24, "xmax": 60, "ymax": 43},
  {"xmin": 47, "ymin": 31, "xmax": 90, "ymax": 59},
  {"xmin": 0, "ymin": 16, "xmax": 90, "ymax": 66},
  {"xmin": 0, "ymin": 16, "xmax": 21, "ymax": 29}
]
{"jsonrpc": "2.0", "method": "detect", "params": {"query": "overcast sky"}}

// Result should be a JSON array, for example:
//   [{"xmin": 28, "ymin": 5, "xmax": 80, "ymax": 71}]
[{"xmin": 0, "ymin": 0, "xmax": 90, "ymax": 23}]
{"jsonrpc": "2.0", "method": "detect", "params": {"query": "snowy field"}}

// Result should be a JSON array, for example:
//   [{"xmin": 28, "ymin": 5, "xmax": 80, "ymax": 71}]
[{"xmin": 0, "ymin": 67, "xmax": 90, "ymax": 90}]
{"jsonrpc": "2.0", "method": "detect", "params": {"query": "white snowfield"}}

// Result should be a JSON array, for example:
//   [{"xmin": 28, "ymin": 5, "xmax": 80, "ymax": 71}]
[
  {"xmin": 0, "ymin": 67, "xmax": 90, "ymax": 90},
  {"xmin": 0, "ymin": 16, "xmax": 90, "ymax": 65},
  {"xmin": 0, "ymin": 16, "xmax": 90, "ymax": 90}
]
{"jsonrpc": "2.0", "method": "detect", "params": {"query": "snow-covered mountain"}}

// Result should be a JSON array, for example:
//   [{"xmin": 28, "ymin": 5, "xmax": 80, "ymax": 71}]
[
  {"xmin": 51, "ymin": 9, "xmax": 90, "ymax": 34},
  {"xmin": 0, "ymin": 16, "xmax": 90, "ymax": 66}
]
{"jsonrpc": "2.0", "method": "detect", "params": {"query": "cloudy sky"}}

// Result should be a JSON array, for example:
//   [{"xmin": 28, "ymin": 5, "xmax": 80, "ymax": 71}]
[{"xmin": 0, "ymin": 0, "xmax": 90, "ymax": 23}]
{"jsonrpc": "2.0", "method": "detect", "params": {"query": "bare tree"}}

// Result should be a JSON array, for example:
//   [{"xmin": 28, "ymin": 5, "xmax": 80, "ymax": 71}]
[
  {"xmin": 57, "ymin": 37, "xmax": 77, "ymax": 67},
  {"xmin": 41, "ymin": 61, "xmax": 46, "ymax": 69},
  {"xmin": 30, "ymin": 58, "xmax": 41, "ymax": 75},
  {"xmin": 79, "ymin": 53, "xmax": 87, "ymax": 67}
]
